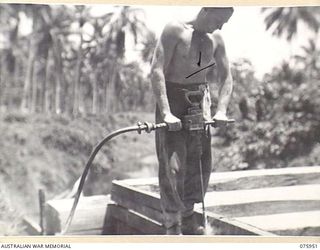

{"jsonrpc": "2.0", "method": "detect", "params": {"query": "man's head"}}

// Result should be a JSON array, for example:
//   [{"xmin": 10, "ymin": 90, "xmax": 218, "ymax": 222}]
[{"xmin": 195, "ymin": 7, "xmax": 234, "ymax": 33}]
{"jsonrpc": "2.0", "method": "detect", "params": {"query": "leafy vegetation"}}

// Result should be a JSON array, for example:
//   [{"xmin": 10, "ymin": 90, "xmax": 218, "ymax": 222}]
[
  {"xmin": 0, "ymin": 4, "xmax": 155, "ymax": 115},
  {"xmin": 0, "ymin": 5, "xmax": 319, "ymax": 235},
  {"xmin": 212, "ymin": 6, "xmax": 320, "ymax": 170}
]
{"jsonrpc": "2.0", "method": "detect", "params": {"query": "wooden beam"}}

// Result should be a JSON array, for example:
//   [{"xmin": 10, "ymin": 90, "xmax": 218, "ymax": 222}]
[
  {"xmin": 204, "ymin": 211, "xmax": 276, "ymax": 236},
  {"xmin": 201, "ymin": 184, "xmax": 320, "ymax": 207},
  {"xmin": 111, "ymin": 181, "xmax": 161, "ymax": 211},
  {"xmin": 105, "ymin": 204, "xmax": 165, "ymax": 235},
  {"xmin": 22, "ymin": 216, "xmax": 41, "ymax": 236},
  {"xmin": 210, "ymin": 166, "xmax": 320, "ymax": 184},
  {"xmin": 45, "ymin": 195, "xmax": 110, "ymax": 235},
  {"xmin": 235, "ymin": 211, "xmax": 320, "ymax": 232}
]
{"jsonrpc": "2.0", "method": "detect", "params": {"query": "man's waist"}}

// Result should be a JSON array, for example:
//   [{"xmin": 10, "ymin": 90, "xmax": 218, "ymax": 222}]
[{"xmin": 166, "ymin": 81, "xmax": 208, "ymax": 91}]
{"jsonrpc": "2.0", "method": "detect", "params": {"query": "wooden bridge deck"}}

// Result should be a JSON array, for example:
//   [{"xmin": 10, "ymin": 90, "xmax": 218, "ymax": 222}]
[{"xmin": 42, "ymin": 166, "xmax": 320, "ymax": 236}]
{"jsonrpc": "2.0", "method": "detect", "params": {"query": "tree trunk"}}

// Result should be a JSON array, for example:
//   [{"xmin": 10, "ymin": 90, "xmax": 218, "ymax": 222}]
[
  {"xmin": 51, "ymin": 35, "xmax": 64, "ymax": 115},
  {"xmin": 106, "ymin": 61, "xmax": 118, "ymax": 113},
  {"xmin": 0, "ymin": 51, "xmax": 11, "ymax": 111},
  {"xmin": 73, "ymin": 31, "xmax": 83, "ymax": 116},
  {"xmin": 104, "ymin": 71, "xmax": 109, "ymax": 113},
  {"xmin": 44, "ymin": 48, "xmax": 52, "ymax": 113},
  {"xmin": 6, "ymin": 71, "xmax": 14, "ymax": 111},
  {"xmin": 21, "ymin": 13, "xmax": 36, "ymax": 113},
  {"xmin": 31, "ymin": 57, "xmax": 39, "ymax": 113},
  {"xmin": 100, "ymin": 79, "xmax": 105, "ymax": 114},
  {"xmin": 38, "ymin": 47, "xmax": 49, "ymax": 113},
  {"xmin": 55, "ymin": 73, "xmax": 61, "ymax": 114},
  {"xmin": 0, "ymin": 61, "xmax": 3, "ymax": 109},
  {"xmin": 92, "ymin": 71, "xmax": 99, "ymax": 114},
  {"xmin": 21, "ymin": 44, "xmax": 36, "ymax": 112}
]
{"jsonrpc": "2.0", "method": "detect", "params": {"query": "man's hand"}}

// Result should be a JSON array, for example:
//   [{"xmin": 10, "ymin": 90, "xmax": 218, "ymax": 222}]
[
  {"xmin": 212, "ymin": 111, "xmax": 229, "ymax": 128},
  {"xmin": 163, "ymin": 113, "xmax": 182, "ymax": 131}
]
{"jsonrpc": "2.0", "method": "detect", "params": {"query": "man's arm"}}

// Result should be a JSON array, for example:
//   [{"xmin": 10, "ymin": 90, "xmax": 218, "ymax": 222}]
[
  {"xmin": 150, "ymin": 23, "xmax": 182, "ymax": 131},
  {"xmin": 212, "ymin": 33, "xmax": 233, "ymax": 122}
]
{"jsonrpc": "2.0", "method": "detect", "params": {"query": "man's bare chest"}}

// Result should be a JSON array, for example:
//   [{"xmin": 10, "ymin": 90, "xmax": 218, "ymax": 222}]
[{"xmin": 174, "ymin": 31, "xmax": 215, "ymax": 68}]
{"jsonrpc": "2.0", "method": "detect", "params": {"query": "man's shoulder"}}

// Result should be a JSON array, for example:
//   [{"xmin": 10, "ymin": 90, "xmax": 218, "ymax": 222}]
[
  {"xmin": 211, "ymin": 31, "xmax": 225, "ymax": 47},
  {"xmin": 162, "ymin": 21, "xmax": 185, "ymax": 37}
]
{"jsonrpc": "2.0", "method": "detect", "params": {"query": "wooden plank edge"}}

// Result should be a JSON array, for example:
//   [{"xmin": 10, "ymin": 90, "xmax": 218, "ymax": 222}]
[
  {"xmin": 22, "ymin": 216, "xmax": 42, "ymax": 235},
  {"xmin": 202, "ymin": 210, "xmax": 277, "ymax": 236},
  {"xmin": 210, "ymin": 166, "xmax": 320, "ymax": 183},
  {"xmin": 111, "ymin": 181, "xmax": 161, "ymax": 210},
  {"xmin": 112, "ymin": 180, "xmax": 160, "ymax": 199},
  {"xmin": 106, "ymin": 203, "xmax": 165, "ymax": 235},
  {"xmin": 112, "ymin": 195, "xmax": 163, "ymax": 222}
]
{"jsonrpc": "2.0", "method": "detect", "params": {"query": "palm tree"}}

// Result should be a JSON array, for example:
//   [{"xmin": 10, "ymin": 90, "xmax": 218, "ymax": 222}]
[
  {"xmin": 33, "ymin": 6, "xmax": 53, "ymax": 113},
  {"xmin": 102, "ymin": 6, "xmax": 148, "ymax": 113},
  {"xmin": 21, "ymin": 4, "xmax": 75, "ymax": 114},
  {"xmin": 261, "ymin": 7, "xmax": 320, "ymax": 41},
  {"xmin": 40, "ymin": 5, "xmax": 75, "ymax": 114},
  {"xmin": 0, "ymin": 4, "xmax": 21, "ymax": 110},
  {"xmin": 19, "ymin": 4, "xmax": 52, "ymax": 113},
  {"xmin": 294, "ymin": 39, "xmax": 320, "ymax": 79},
  {"xmin": 72, "ymin": 6, "xmax": 90, "ymax": 116},
  {"xmin": 20, "ymin": 5, "xmax": 39, "ymax": 112},
  {"xmin": 85, "ymin": 15, "xmax": 112, "ymax": 114}
]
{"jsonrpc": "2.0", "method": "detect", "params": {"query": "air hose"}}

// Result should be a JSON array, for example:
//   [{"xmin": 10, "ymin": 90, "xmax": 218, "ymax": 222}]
[{"xmin": 61, "ymin": 121, "xmax": 167, "ymax": 235}]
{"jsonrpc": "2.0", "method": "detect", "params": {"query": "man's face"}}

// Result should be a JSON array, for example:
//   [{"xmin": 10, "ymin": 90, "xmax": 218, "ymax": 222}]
[{"xmin": 200, "ymin": 10, "xmax": 232, "ymax": 33}]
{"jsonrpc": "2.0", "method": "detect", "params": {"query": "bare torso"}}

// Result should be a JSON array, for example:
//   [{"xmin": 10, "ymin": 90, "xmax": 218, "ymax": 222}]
[
  {"xmin": 165, "ymin": 22, "xmax": 217, "ymax": 84},
  {"xmin": 150, "ymin": 10, "xmax": 233, "ymax": 130}
]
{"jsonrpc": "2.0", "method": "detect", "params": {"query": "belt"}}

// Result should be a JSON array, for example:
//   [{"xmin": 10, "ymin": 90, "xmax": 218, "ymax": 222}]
[{"xmin": 166, "ymin": 81, "xmax": 208, "ymax": 92}]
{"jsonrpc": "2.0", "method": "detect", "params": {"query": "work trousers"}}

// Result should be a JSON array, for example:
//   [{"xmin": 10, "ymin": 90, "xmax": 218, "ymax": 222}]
[{"xmin": 155, "ymin": 82, "xmax": 212, "ymax": 229}]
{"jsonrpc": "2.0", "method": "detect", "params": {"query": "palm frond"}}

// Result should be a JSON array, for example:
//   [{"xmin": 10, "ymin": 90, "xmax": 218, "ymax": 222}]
[
  {"xmin": 263, "ymin": 6, "xmax": 320, "ymax": 42},
  {"xmin": 299, "ymin": 8, "xmax": 319, "ymax": 33},
  {"xmin": 286, "ymin": 9, "xmax": 298, "ymax": 40},
  {"xmin": 264, "ymin": 8, "xmax": 284, "ymax": 31}
]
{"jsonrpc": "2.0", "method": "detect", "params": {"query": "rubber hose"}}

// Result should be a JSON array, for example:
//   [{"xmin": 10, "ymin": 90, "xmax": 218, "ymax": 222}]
[{"xmin": 61, "ymin": 125, "xmax": 143, "ymax": 235}]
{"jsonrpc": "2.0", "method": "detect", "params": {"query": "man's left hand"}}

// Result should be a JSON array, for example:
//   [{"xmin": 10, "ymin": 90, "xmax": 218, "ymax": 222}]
[{"xmin": 212, "ymin": 111, "xmax": 229, "ymax": 128}]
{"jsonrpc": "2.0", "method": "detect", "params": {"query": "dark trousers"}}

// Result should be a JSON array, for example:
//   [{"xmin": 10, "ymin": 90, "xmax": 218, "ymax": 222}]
[{"xmin": 155, "ymin": 82, "xmax": 212, "ymax": 228}]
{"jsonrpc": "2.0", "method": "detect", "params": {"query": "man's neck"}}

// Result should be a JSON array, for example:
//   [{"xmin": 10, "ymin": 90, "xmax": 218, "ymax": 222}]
[{"xmin": 188, "ymin": 20, "xmax": 207, "ymax": 34}]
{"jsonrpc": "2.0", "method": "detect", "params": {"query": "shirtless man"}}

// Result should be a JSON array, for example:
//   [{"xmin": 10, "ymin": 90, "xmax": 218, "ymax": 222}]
[{"xmin": 150, "ymin": 7, "xmax": 234, "ymax": 235}]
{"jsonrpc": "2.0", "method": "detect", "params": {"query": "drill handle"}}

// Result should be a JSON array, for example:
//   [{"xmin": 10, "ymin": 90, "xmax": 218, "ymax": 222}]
[
  {"xmin": 205, "ymin": 119, "xmax": 235, "ymax": 127},
  {"xmin": 137, "ymin": 119, "xmax": 235, "ymax": 133}
]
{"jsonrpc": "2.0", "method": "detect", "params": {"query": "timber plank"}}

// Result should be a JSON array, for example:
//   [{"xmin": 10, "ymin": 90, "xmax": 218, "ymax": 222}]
[
  {"xmin": 235, "ymin": 211, "xmax": 320, "ymax": 232},
  {"xmin": 111, "ymin": 181, "xmax": 160, "ymax": 211},
  {"xmin": 67, "ymin": 229, "xmax": 103, "ymax": 235},
  {"xmin": 45, "ymin": 195, "xmax": 110, "ymax": 235},
  {"xmin": 106, "ymin": 204, "xmax": 165, "ymax": 235},
  {"xmin": 22, "ymin": 216, "xmax": 41, "ymax": 235},
  {"xmin": 201, "ymin": 184, "xmax": 320, "ymax": 207},
  {"xmin": 206, "ymin": 200, "xmax": 320, "ymax": 217},
  {"xmin": 204, "ymin": 211, "xmax": 276, "ymax": 236},
  {"xmin": 112, "ymin": 194, "xmax": 163, "ymax": 223},
  {"xmin": 210, "ymin": 166, "xmax": 320, "ymax": 183}
]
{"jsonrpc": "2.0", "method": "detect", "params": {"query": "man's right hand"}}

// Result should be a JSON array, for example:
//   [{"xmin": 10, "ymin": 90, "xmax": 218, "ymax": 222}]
[{"xmin": 163, "ymin": 113, "xmax": 182, "ymax": 131}]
